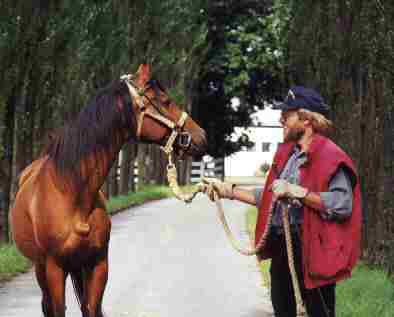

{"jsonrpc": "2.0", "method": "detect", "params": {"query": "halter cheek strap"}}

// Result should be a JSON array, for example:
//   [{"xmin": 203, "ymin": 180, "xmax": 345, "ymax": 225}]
[
  {"xmin": 161, "ymin": 111, "xmax": 188, "ymax": 155},
  {"xmin": 120, "ymin": 74, "xmax": 190, "ymax": 154}
]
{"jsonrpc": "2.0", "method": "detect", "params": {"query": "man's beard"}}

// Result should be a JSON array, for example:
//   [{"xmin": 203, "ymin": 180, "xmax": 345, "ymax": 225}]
[{"xmin": 284, "ymin": 126, "xmax": 305, "ymax": 143}]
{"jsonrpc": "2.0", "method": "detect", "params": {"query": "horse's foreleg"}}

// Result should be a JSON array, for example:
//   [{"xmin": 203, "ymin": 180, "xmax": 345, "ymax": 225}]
[
  {"xmin": 84, "ymin": 256, "xmax": 108, "ymax": 317},
  {"xmin": 45, "ymin": 256, "xmax": 66, "ymax": 317},
  {"xmin": 35, "ymin": 262, "xmax": 54, "ymax": 317}
]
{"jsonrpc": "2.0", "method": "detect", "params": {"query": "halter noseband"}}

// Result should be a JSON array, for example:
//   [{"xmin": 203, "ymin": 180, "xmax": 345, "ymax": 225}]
[{"xmin": 120, "ymin": 74, "xmax": 190, "ymax": 155}]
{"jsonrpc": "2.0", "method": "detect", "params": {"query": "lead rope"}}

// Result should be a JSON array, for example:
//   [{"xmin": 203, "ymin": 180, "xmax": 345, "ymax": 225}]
[
  {"xmin": 211, "ymin": 190, "xmax": 274, "ymax": 256},
  {"xmin": 165, "ymin": 157, "xmax": 306, "ymax": 316},
  {"xmin": 282, "ymin": 203, "xmax": 307, "ymax": 316},
  {"xmin": 165, "ymin": 154, "xmax": 270, "ymax": 253},
  {"xmin": 166, "ymin": 153, "xmax": 203, "ymax": 203}
]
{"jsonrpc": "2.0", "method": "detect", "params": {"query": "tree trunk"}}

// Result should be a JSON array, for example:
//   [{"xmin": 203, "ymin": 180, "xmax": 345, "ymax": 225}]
[
  {"xmin": 120, "ymin": 143, "xmax": 138, "ymax": 195},
  {"xmin": 127, "ymin": 144, "xmax": 138, "ymax": 192},
  {"xmin": 138, "ymin": 144, "xmax": 151, "ymax": 186},
  {"xmin": 119, "ymin": 147, "xmax": 130, "ymax": 195},
  {"xmin": 176, "ymin": 158, "xmax": 191, "ymax": 186},
  {"xmin": 12, "ymin": 79, "xmax": 34, "ymax": 205},
  {"xmin": 109, "ymin": 156, "xmax": 119, "ymax": 197},
  {"xmin": 152, "ymin": 146, "xmax": 167, "ymax": 185},
  {"xmin": 0, "ymin": 93, "xmax": 16, "ymax": 243},
  {"xmin": 102, "ymin": 180, "xmax": 110, "ymax": 198}
]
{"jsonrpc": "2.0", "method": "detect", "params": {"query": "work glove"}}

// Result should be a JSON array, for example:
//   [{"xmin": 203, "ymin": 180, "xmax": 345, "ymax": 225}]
[
  {"xmin": 202, "ymin": 177, "xmax": 235, "ymax": 201},
  {"xmin": 271, "ymin": 179, "xmax": 308, "ymax": 200}
]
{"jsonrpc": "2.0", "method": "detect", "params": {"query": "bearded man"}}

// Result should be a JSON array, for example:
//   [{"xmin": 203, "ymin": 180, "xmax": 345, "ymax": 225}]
[{"xmin": 203, "ymin": 86, "xmax": 362, "ymax": 317}]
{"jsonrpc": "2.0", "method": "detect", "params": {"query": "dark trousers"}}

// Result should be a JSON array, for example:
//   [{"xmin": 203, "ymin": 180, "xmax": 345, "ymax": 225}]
[{"xmin": 269, "ymin": 231, "xmax": 336, "ymax": 317}]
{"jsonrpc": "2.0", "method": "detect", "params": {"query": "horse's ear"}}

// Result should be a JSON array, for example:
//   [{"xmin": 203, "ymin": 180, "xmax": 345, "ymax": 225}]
[{"xmin": 136, "ymin": 64, "xmax": 151, "ymax": 85}]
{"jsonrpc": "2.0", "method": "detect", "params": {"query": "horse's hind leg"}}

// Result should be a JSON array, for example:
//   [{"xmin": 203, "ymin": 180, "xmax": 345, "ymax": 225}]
[
  {"xmin": 84, "ymin": 256, "xmax": 109, "ymax": 317},
  {"xmin": 45, "ymin": 256, "xmax": 66, "ymax": 317},
  {"xmin": 35, "ymin": 262, "xmax": 53, "ymax": 317}
]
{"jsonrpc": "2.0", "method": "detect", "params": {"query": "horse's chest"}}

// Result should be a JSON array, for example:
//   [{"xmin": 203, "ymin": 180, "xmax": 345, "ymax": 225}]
[
  {"xmin": 87, "ymin": 223, "xmax": 110, "ymax": 252},
  {"xmin": 59, "ymin": 219, "xmax": 110, "ymax": 262},
  {"xmin": 70, "ymin": 238, "xmax": 104, "ymax": 260}
]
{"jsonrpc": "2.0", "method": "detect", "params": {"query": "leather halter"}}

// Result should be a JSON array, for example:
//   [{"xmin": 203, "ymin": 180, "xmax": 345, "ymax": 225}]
[{"xmin": 120, "ymin": 74, "xmax": 190, "ymax": 155}]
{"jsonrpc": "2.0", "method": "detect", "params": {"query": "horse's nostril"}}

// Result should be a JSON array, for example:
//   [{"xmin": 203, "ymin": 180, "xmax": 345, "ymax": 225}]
[
  {"xmin": 198, "ymin": 129, "xmax": 207, "ymax": 143},
  {"xmin": 187, "ymin": 129, "xmax": 208, "ymax": 155},
  {"xmin": 199, "ymin": 132, "xmax": 208, "ymax": 154},
  {"xmin": 202, "ymin": 131, "xmax": 208, "ymax": 146}
]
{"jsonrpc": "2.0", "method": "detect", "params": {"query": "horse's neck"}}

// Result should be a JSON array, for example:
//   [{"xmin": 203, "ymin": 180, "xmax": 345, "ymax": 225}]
[{"xmin": 85, "ymin": 131, "xmax": 128, "ymax": 198}]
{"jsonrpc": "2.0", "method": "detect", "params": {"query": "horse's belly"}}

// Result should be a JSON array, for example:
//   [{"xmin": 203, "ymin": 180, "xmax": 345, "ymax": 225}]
[{"xmin": 10, "ymin": 206, "xmax": 43, "ymax": 261}]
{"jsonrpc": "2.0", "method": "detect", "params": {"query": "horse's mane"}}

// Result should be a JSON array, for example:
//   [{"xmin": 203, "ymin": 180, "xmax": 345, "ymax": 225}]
[{"xmin": 42, "ymin": 80, "xmax": 136, "ymax": 188}]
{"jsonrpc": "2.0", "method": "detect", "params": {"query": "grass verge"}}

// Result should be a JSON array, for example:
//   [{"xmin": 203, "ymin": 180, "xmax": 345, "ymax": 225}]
[
  {"xmin": 0, "ymin": 184, "xmax": 189, "ymax": 282},
  {"xmin": 336, "ymin": 265, "xmax": 394, "ymax": 317},
  {"xmin": 246, "ymin": 206, "xmax": 394, "ymax": 316},
  {"xmin": 0, "ymin": 244, "xmax": 31, "ymax": 282},
  {"xmin": 246, "ymin": 206, "xmax": 271, "ymax": 288}
]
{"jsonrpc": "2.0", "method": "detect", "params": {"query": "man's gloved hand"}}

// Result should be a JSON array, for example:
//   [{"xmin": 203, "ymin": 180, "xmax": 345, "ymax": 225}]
[
  {"xmin": 271, "ymin": 179, "xmax": 308, "ymax": 200},
  {"xmin": 202, "ymin": 177, "xmax": 235, "ymax": 201}
]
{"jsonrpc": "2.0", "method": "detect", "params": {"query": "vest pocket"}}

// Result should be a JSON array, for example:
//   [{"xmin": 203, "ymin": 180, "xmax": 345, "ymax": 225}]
[{"xmin": 308, "ymin": 232, "xmax": 349, "ymax": 279}]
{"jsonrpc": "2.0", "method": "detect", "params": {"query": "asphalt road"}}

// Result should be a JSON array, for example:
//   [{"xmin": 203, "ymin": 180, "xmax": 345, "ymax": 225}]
[{"xmin": 0, "ymin": 196, "xmax": 273, "ymax": 317}]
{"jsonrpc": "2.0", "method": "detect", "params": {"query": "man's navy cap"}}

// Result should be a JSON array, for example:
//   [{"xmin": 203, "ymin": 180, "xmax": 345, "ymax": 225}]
[{"xmin": 273, "ymin": 86, "xmax": 329, "ymax": 116}]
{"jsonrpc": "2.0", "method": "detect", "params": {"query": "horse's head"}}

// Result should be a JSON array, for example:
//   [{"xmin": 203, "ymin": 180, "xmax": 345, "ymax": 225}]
[{"xmin": 122, "ymin": 64, "xmax": 207, "ymax": 157}]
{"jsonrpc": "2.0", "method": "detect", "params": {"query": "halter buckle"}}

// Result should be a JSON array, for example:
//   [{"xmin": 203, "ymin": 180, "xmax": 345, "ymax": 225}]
[{"xmin": 177, "ymin": 132, "xmax": 191, "ymax": 149}]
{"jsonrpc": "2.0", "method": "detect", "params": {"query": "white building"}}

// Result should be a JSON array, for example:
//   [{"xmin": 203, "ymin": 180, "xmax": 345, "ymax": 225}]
[{"xmin": 225, "ymin": 107, "xmax": 283, "ymax": 177}]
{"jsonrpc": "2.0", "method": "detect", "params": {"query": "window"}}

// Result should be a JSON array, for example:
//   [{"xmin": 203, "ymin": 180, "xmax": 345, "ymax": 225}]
[
  {"xmin": 241, "ymin": 144, "xmax": 256, "ymax": 152},
  {"xmin": 262, "ymin": 142, "xmax": 271, "ymax": 152},
  {"xmin": 247, "ymin": 144, "xmax": 256, "ymax": 152}
]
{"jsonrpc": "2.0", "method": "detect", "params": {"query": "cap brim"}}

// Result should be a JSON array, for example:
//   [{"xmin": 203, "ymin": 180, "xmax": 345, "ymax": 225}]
[{"xmin": 272, "ymin": 100, "xmax": 298, "ymax": 112}]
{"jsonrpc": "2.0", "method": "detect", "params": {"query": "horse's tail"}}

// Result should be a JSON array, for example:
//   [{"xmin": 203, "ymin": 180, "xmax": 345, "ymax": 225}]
[
  {"xmin": 70, "ymin": 270, "xmax": 84, "ymax": 309},
  {"xmin": 70, "ymin": 270, "xmax": 108, "ymax": 317}
]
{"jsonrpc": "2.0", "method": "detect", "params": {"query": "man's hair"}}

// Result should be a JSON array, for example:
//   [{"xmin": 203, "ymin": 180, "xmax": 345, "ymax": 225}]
[{"xmin": 297, "ymin": 109, "xmax": 333, "ymax": 136}]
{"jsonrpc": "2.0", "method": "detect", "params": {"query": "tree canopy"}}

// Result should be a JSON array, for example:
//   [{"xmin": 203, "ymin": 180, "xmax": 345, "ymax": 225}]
[{"xmin": 193, "ymin": 0, "xmax": 289, "ymax": 157}]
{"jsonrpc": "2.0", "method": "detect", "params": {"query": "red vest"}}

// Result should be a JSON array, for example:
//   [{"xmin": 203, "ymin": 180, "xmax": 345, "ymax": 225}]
[{"xmin": 255, "ymin": 134, "xmax": 362, "ymax": 289}]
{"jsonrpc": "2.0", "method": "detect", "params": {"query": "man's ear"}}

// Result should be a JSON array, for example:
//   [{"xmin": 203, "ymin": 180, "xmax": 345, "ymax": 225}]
[{"xmin": 303, "ymin": 118, "xmax": 313, "ymax": 128}]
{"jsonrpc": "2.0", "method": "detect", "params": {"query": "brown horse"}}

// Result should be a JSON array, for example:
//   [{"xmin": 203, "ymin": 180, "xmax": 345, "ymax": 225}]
[{"xmin": 10, "ymin": 64, "xmax": 207, "ymax": 317}]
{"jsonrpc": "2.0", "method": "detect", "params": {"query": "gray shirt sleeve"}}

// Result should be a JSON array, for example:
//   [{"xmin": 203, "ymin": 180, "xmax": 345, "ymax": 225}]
[
  {"xmin": 254, "ymin": 187, "xmax": 263, "ymax": 209},
  {"xmin": 319, "ymin": 167, "xmax": 353, "ymax": 221}
]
